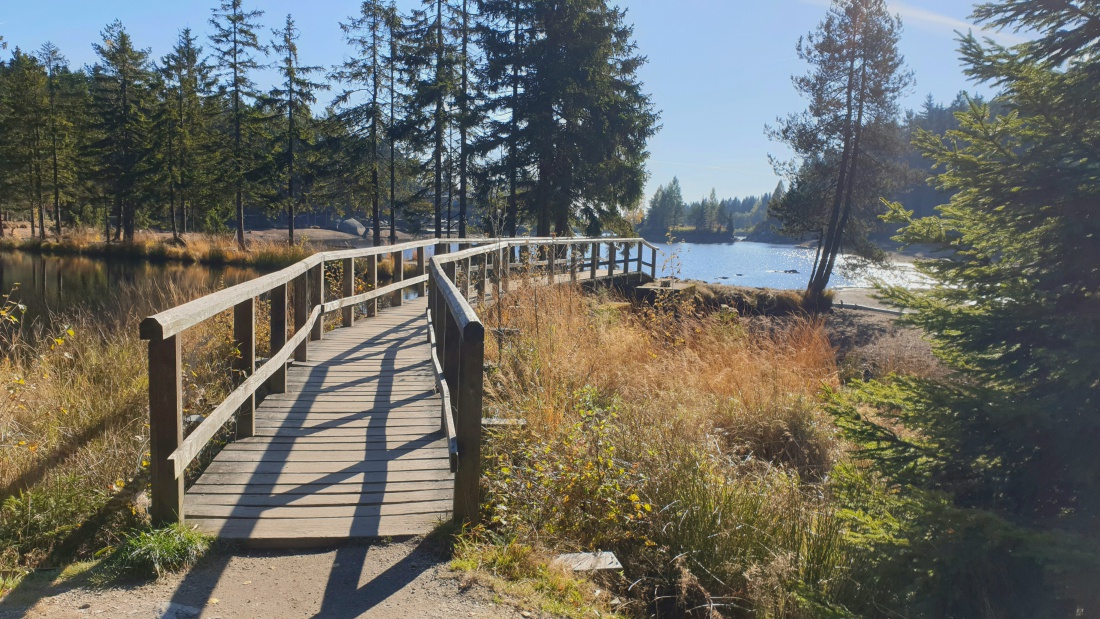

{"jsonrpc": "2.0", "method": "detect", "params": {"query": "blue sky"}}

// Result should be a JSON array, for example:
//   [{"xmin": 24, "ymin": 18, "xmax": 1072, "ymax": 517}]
[{"xmin": 0, "ymin": 0, "xmax": 1021, "ymax": 202}]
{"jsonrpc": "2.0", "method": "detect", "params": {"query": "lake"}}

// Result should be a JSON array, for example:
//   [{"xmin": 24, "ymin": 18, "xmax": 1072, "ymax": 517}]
[
  {"xmin": 0, "ymin": 251, "xmax": 261, "ymax": 337},
  {"xmin": 654, "ymin": 241, "xmax": 926, "ymax": 290},
  {"xmin": 0, "ymin": 240, "xmax": 923, "ymax": 339}
]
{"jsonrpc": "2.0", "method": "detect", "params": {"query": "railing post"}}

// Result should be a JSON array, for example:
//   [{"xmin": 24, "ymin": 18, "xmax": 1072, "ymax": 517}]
[
  {"xmin": 477, "ymin": 253, "xmax": 488, "ymax": 298},
  {"xmin": 454, "ymin": 320, "xmax": 485, "ymax": 525},
  {"xmin": 623, "ymin": 243, "xmax": 631, "ymax": 278},
  {"xmin": 310, "ymin": 262, "xmax": 324, "ymax": 341},
  {"xmin": 570, "ymin": 243, "xmax": 578, "ymax": 282},
  {"xmin": 463, "ymin": 257, "xmax": 472, "ymax": 299},
  {"xmin": 148, "ymin": 334, "xmax": 183, "ymax": 525},
  {"xmin": 503, "ymin": 244, "xmax": 512, "ymax": 292},
  {"xmin": 496, "ymin": 246, "xmax": 504, "ymax": 300},
  {"xmin": 342, "ymin": 257, "xmax": 355, "ymax": 327},
  {"xmin": 651, "ymin": 246, "xmax": 658, "ymax": 279},
  {"xmin": 269, "ymin": 284, "xmax": 287, "ymax": 394},
  {"xmin": 367, "ymin": 254, "xmax": 378, "ymax": 317},
  {"xmin": 590, "ymin": 242, "xmax": 598, "ymax": 280},
  {"xmin": 548, "ymin": 243, "xmax": 556, "ymax": 283},
  {"xmin": 393, "ymin": 250, "xmax": 405, "ymax": 307},
  {"xmin": 609, "ymin": 242, "xmax": 617, "ymax": 278},
  {"xmin": 234, "ymin": 298, "xmax": 256, "ymax": 439},
  {"xmin": 293, "ymin": 272, "xmax": 309, "ymax": 362},
  {"xmin": 417, "ymin": 246, "xmax": 426, "ymax": 296},
  {"xmin": 637, "ymin": 241, "xmax": 644, "ymax": 272}
]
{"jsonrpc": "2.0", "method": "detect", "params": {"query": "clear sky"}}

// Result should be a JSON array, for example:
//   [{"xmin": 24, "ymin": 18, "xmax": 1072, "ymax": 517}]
[{"xmin": 0, "ymin": 0, "xmax": 1021, "ymax": 203}]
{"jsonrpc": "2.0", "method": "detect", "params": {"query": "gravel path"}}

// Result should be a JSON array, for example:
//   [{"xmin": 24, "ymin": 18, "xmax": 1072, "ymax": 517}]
[{"xmin": 0, "ymin": 537, "xmax": 538, "ymax": 619}]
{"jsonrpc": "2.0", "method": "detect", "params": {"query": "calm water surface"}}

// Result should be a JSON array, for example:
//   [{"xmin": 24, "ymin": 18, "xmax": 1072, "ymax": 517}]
[
  {"xmin": 655, "ymin": 241, "xmax": 925, "ymax": 290},
  {"xmin": 0, "ymin": 252, "xmax": 261, "ymax": 336}
]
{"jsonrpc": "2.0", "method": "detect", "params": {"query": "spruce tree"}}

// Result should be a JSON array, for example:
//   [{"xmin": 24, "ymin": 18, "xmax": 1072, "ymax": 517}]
[
  {"xmin": 209, "ymin": 0, "xmax": 266, "ymax": 249},
  {"xmin": 89, "ymin": 21, "xmax": 155, "ymax": 242},
  {"xmin": 838, "ymin": 1, "xmax": 1100, "ymax": 614},
  {"xmin": 270, "ymin": 14, "xmax": 326, "ymax": 245}
]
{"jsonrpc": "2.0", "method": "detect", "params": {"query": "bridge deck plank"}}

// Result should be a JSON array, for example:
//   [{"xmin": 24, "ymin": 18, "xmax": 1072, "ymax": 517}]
[{"xmin": 186, "ymin": 297, "xmax": 452, "ymax": 546}]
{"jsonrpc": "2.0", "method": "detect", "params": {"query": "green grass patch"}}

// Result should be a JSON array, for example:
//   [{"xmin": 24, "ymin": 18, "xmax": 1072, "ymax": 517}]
[{"xmin": 104, "ymin": 523, "xmax": 212, "ymax": 578}]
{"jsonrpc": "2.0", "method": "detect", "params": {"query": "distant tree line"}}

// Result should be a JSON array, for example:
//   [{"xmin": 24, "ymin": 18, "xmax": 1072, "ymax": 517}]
[
  {"xmin": 0, "ymin": 0, "xmax": 658, "ymax": 248},
  {"xmin": 642, "ymin": 176, "xmax": 784, "ymax": 238}
]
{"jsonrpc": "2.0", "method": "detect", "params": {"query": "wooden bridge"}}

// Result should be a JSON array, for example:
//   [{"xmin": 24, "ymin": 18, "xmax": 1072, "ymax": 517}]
[{"xmin": 140, "ymin": 237, "xmax": 659, "ymax": 546}]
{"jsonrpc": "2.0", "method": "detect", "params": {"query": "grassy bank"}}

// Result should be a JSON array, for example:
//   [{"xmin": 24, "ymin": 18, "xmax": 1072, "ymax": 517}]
[
  {"xmin": 0, "ymin": 282, "xmax": 236, "ymax": 592},
  {"xmin": 0, "ymin": 229, "xmax": 313, "ymax": 270},
  {"xmin": 462, "ymin": 280, "xmax": 889, "ymax": 617}
]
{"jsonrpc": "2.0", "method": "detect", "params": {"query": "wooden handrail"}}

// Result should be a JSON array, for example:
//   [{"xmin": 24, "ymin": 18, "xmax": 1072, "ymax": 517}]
[{"xmin": 143, "ymin": 235, "xmax": 659, "ymax": 526}]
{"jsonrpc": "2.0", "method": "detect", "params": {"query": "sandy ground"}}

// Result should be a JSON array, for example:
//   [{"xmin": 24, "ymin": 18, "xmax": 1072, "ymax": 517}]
[{"xmin": 0, "ymin": 537, "xmax": 542, "ymax": 619}]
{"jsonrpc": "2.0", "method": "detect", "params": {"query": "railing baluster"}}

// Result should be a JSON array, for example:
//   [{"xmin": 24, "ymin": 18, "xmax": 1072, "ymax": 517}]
[
  {"xmin": 651, "ymin": 245, "xmax": 658, "ymax": 279},
  {"xmin": 269, "ymin": 284, "xmax": 287, "ymax": 393},
  {"xmin": 590, "ymin": 242, "xmax": 598, "ymax": 280},
  {"xmin": 148, "ymin": 334, "xmax": 183, "ymax": 525},
  {"xmin": 234, "ymin": 298, "xmax": 256, "ymax": 439},
  {"xmin": 609, "ymin": 242, "xmax": 617, "ymax": 278},
  {"xmin": 342, "ymin": 257, "xmax": 355, "ymax": 327},
  {"xmin": 393, "ymin": 250, "xmax": 405, "ymax": 307},
  {"xmin": 367, "ymin": 254, "xmax": 378, "ymax": 317},
  {"xmin": 417, "ymin": 246, "xmax": 427, "ymax": 296},
  {"xmin": 309, "ymin": 262, "xmax": 323, "ymax": 341},
  {"xmin": 463, "ymin": 257, "xmax": 472, "ymax": 299},
  {"xmin": 293, "ymin": 272, "xmax": 309, "ymax": 362},
  {"xmin": 477, "ymin": 253, "xmax": 488, "ymax": 298}
]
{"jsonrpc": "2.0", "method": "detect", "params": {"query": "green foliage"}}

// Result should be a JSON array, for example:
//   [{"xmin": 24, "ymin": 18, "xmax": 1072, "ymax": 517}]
[
  {"xmin": 106, "ymin": 523, "xmax": 212, "ymax": 577},
  {"xmin": 484, "ymin": 387, "xmax": 648, "ymax": 548},
  {"xmin": 841, "ymin": 4, "xmax": 1100, "ymax": 614}
]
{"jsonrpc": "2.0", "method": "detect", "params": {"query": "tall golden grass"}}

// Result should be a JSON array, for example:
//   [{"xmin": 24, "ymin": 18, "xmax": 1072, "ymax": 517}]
[
  {"xmin": 475, "ymin": 279, "xmax": 866, "ymax": 616},
  {"xmin": 0, "ymin": 280, "xmax": 236, "ymax": 583},
  {"xmin": 0, "ymin": 229, "xmax": 312, "ymax": 270}
]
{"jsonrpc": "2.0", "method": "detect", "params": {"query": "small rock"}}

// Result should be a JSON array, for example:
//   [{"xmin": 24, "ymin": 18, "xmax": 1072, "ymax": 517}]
[
  {"xmin": 79, "ymin": 603, "xmax": 91, "ymax": 609},
  {"xmin": 521, "ymin": 612, "xmax": 533, "ymax": 618}
]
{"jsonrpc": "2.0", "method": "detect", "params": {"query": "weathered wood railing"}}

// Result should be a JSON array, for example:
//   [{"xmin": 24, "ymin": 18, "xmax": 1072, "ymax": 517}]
[{"xmin": 141, "ymin": 235, "xmax": 659, "ymax": 527}]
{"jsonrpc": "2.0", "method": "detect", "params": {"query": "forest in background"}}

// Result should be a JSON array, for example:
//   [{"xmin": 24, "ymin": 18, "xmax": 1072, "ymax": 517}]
[{"xmin": 0, "ymin": 0, "xmax": 657, "ymax": 249}]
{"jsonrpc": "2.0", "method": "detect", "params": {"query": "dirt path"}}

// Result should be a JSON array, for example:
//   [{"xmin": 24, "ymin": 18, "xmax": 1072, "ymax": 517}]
[{"xmin": 0, "ymin": 537, "xmax": 537, "ymax": 619}]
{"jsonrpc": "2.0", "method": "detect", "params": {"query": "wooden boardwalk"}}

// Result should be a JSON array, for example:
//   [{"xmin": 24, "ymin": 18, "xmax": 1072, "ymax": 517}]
[{"xmin": 186, "ymin": 297, "xmax": 453, "ymax": 545}]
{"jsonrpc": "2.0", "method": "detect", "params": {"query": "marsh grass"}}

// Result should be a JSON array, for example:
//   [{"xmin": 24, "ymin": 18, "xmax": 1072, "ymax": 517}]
[
  {"xmin": 473, "ymin": 277, "xmax": 867, "ymax": 616},
  {"xmin": 0, "ymin": 278, "xmax": 236, "ymax": 592},
  {"xmin": 0, "ymin": 229, "xmax": 312, "ymax": 270}
]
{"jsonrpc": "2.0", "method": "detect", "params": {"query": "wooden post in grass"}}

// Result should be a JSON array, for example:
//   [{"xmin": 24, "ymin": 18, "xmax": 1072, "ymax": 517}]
[
  {"xmin": 454, "ymin": 319, "xmax": 485, "ymax": 525},
  {"xmin": 148, "ymin": 334, "xmax": 183, "ymax": 525}
]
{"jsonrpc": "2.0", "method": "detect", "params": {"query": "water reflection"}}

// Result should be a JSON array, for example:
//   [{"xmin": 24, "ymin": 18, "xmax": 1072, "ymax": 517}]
[{"xmin": 0, "ymin": 252, "xmax": 262, "ymax": 336}]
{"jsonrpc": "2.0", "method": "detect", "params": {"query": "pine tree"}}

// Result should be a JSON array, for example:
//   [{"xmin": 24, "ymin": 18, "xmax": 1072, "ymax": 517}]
[
  {"xmin": 209, "ymin": 0, "xmax": 266, "ymax": 249},
  {"xmin": 769, "ymin": 0, "xmax": 911, "ymax": 298}
]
